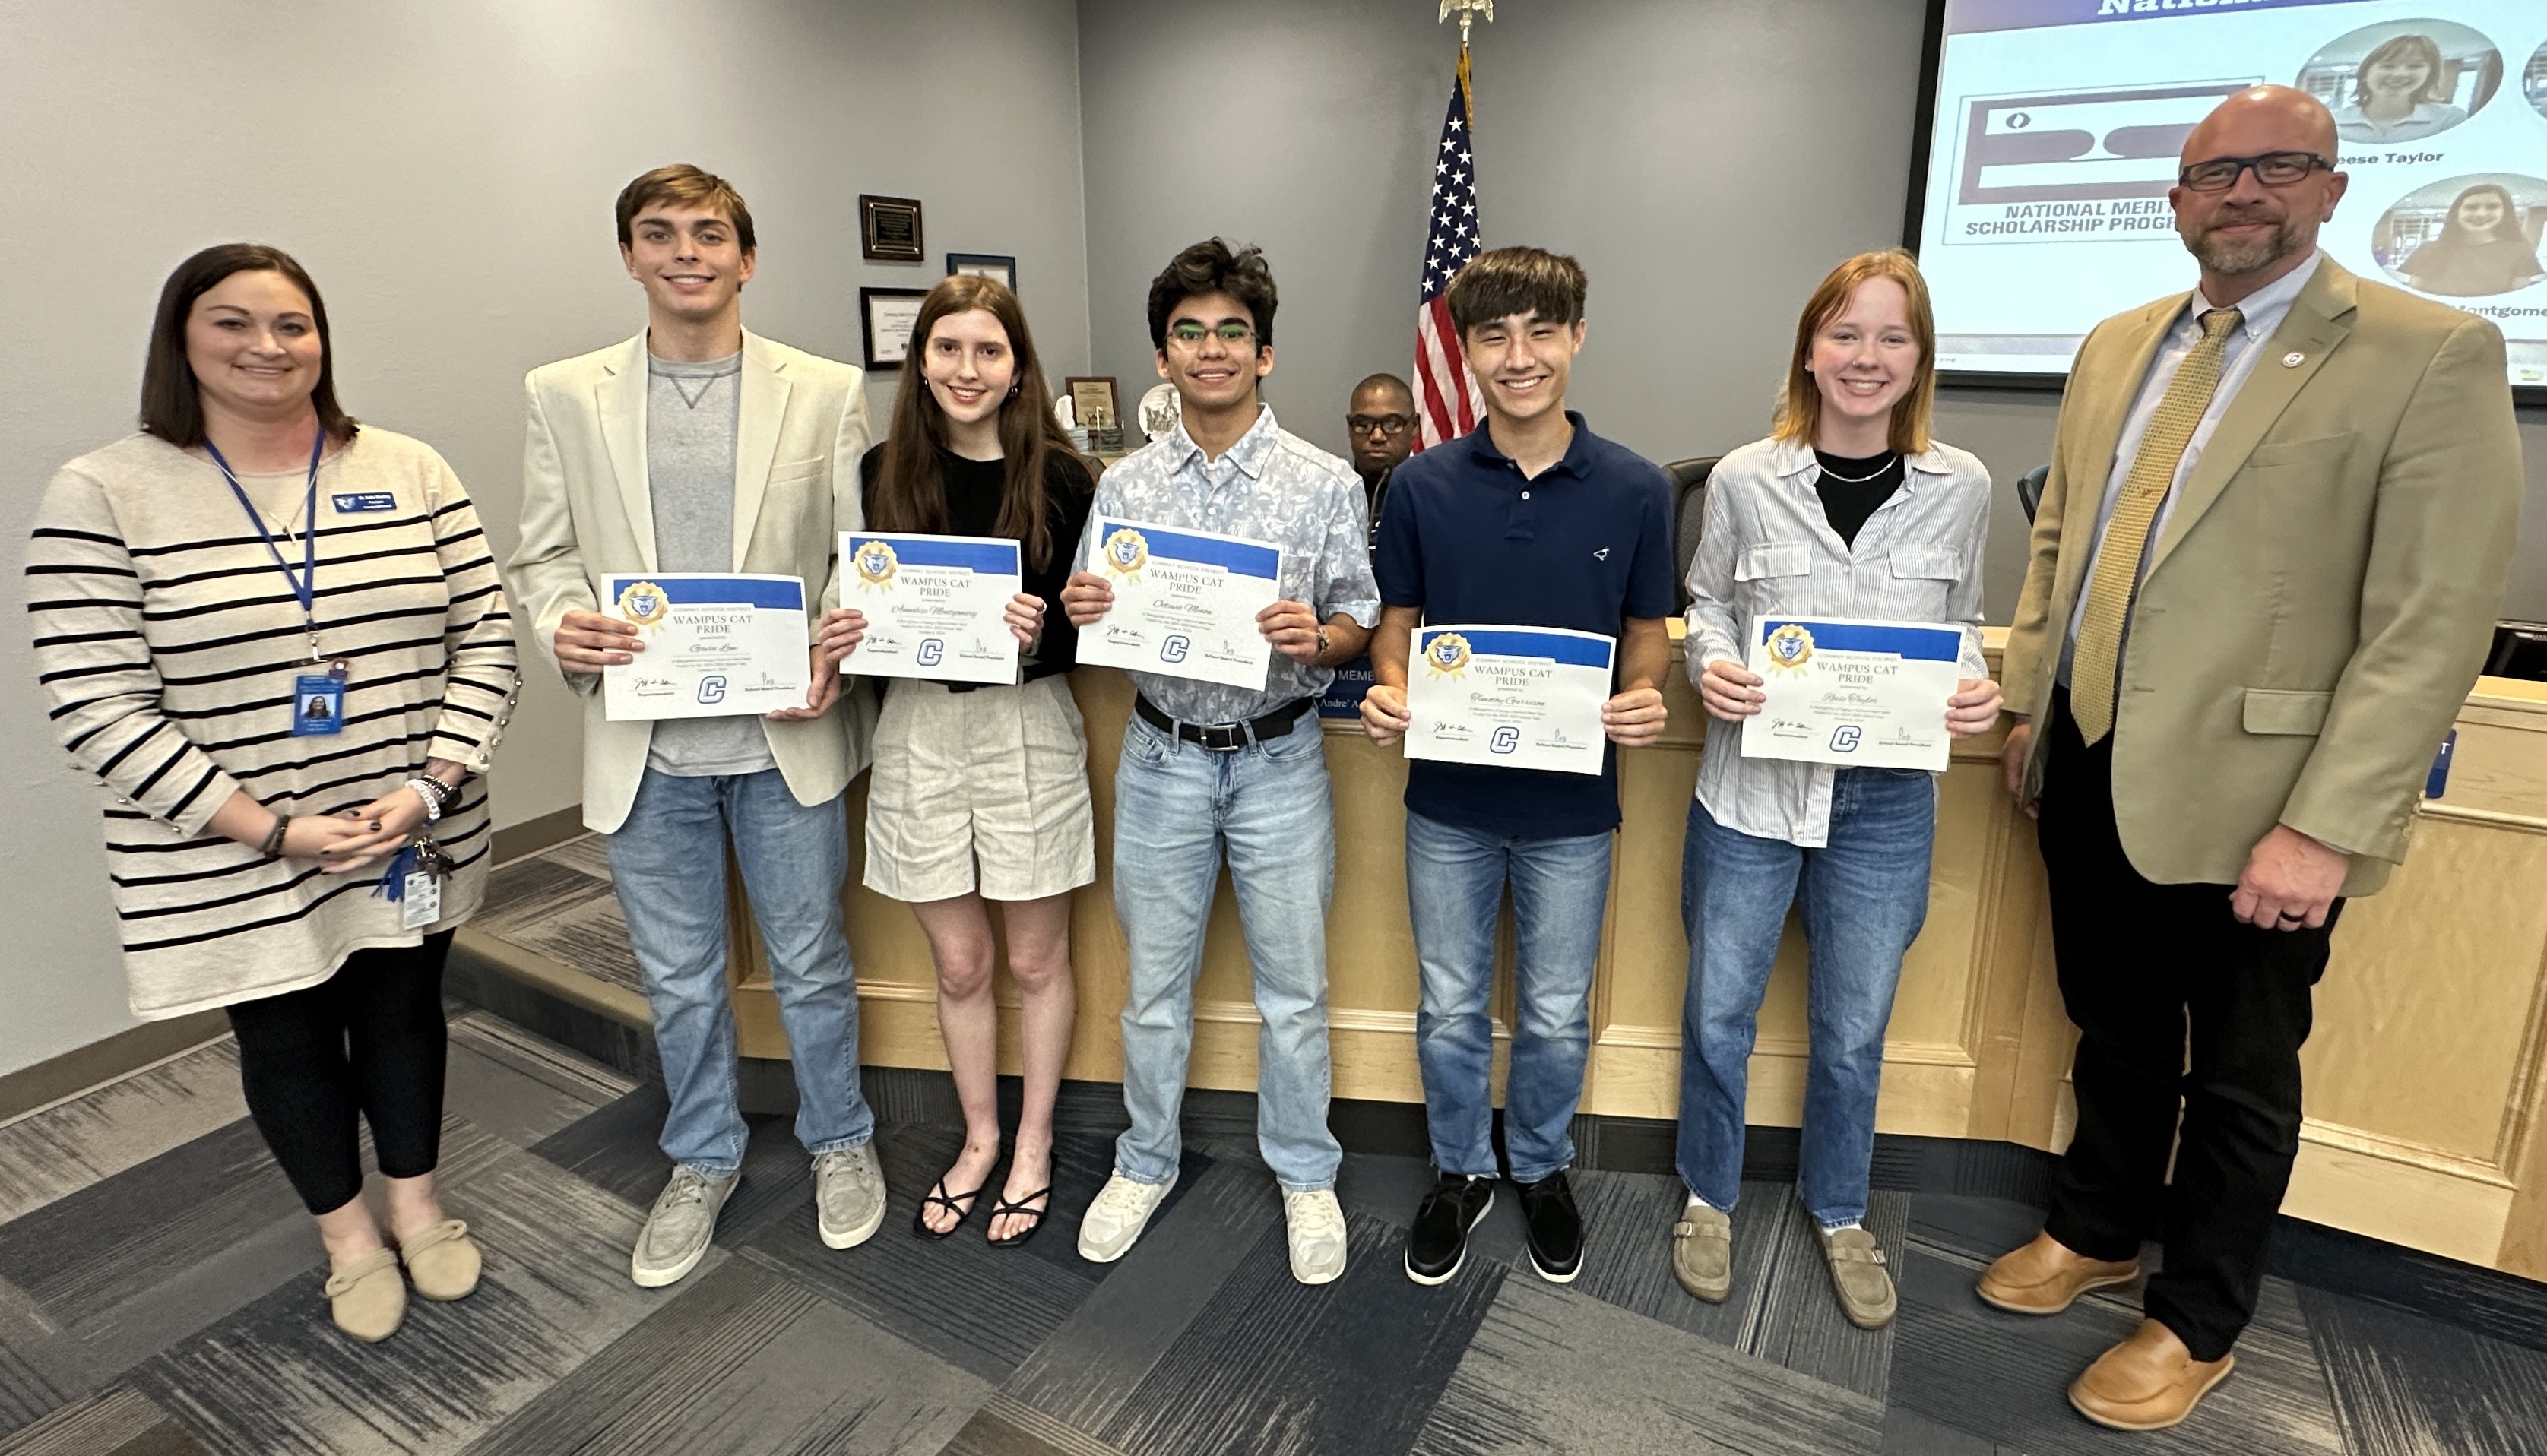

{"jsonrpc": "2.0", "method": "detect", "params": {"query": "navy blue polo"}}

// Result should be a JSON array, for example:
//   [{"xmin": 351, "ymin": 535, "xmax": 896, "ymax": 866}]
[{"xmin": 1374, "ymin": 412, "xmax": 1676, "ymax": 839}]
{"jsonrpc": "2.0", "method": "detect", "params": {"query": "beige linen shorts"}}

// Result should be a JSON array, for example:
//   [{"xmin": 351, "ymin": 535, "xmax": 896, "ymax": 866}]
[{"xmin": 863, "ymin": 674, "xmax": 1097, "ymax": 903}]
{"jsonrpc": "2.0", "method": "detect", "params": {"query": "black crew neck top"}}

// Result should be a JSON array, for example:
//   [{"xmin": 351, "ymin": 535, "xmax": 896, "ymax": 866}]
[
  {"xmin": 1811, "ymin": 448, "xmax": 1907, "ymax": 549},
  {"xmin": 858, "ymin": 443, "xmax": 1097, "ymax": 682}
]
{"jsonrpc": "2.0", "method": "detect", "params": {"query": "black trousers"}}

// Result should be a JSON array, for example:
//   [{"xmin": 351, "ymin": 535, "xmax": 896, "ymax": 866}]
[
  {"xmin": 225, "ymin": 931, "xmax": 454, "ymax": 1215},
  {"xmin": 2035, "ymin": 691, "xmax": 2336, "ymax": 1361}
]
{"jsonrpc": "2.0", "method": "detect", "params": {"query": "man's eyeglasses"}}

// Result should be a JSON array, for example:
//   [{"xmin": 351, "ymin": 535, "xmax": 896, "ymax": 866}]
[
  {"xmin": 1166, "ymin": 321, "xmax": 1256, "ymax": 347},
  {"xmin": 1348, "ymin": 414, "xmax": 1414, "ymax": 436},
  {"xmin": 2178, "ymin": 151, "xmax": 2332, "ymax": 193}
]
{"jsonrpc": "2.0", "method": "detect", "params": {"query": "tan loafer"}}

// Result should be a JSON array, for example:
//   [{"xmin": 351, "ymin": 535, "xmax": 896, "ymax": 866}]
[
  {"xmin": 1976, "ymin": 1230, "xmax": 2139, "ymax": 1315},
  {"xmin": 2070, "ymin": 1318, "xmax": 2235, "ymax": 1431},
  {"xmin": 395, "ymin": 1218, "xmax": 482, "ymax": 1302},
  {"xmin": 1670, "ymin": 1201, "xmax": 1732, "ymax": 1302},
  {"xmin": 1814, "ymin": 1224, "xmax": 1896, "ymax": 1329},
  {"xmin": 324, "ymin": 1248, "xmax": 407, "ymax": 1343}
]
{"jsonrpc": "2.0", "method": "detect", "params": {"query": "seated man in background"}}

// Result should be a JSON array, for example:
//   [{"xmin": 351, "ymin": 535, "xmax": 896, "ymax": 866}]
[
  {"xmin": 1361, "ymin": 246, "xmax": 1674, "ymax": 1287},
  {"xmin": 1060, "ymin": 238, "xmax": 1380, "ymax": 1285},
  {"xmin": 1346, "ymin": 372, "xmax": 1415, "ymax": 557}
]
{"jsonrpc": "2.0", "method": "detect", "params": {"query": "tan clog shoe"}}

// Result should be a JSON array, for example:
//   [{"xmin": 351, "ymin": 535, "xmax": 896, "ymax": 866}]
[
  {"xmin": 325, "ymin": 1248, "xmax": 407, "ymax": 1343},
  {"xmin": 395, "ymin": 1219, "xmax": 482, "ymax": 1302}
]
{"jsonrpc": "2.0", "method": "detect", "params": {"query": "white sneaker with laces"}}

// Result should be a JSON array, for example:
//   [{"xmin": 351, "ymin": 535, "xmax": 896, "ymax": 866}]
[
  {"xmin": 1076, "ymin": 1171, "xmax": 1174, "ymax": 1263},
  {"xmin": 1284, "ymin": 1189, "xmax": 1349, "ymax": 1285},
  {"xmin": 631, "ymin": 1166, "xmax": 739, "ymax": 1288},
  {"xmin": 813, "ymin": 1144, "xmax": 887, "ymax": 1249}
]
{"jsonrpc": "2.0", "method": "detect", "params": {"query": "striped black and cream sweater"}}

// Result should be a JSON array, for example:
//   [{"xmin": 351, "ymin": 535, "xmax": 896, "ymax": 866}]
[{"xmin": 27, "ymin": 429, "xmax": 518, "ymax": 1018}]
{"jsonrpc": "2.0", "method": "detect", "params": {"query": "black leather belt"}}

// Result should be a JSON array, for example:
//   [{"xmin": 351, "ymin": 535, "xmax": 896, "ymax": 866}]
[{"xmin": 1134, "ymin": 693, "xmax": 1313, "ymax": 752}]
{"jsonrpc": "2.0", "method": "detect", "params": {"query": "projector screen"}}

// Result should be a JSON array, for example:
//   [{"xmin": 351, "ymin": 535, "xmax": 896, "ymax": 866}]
[{"xmin": 1908, "ymin": 0, "xmax": 2547, "ymax": 397}]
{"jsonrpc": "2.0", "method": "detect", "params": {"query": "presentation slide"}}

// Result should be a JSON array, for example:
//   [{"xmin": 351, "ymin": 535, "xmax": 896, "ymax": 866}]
[{"xmin": 1913, "ymin": 0, "xmax": 2547, "ymax": 391}]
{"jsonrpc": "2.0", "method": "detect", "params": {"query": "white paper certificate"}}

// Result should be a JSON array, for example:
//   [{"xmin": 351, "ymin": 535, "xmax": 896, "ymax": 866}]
[
  {"xmin": 601, "ymin": 573, "xmax": 810, "ymax": 722},
  {"xmin": 838, "ymin": 532, "xmax": 1023, "ymax": 685},
  {"xmin": 1075, "ymin": 518, "xmax": 1284, "ymax": 690},
  {"xmin": 1740, "ymin": 616, "xmax": 1965, "ymax": 771},
  {"xmin": 1404, "ymin": 625, "xmax": 1615, "ymax": 777}
]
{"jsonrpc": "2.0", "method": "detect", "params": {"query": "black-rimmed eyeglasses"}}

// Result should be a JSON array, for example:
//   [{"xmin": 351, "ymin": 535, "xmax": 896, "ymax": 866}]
[
  {"xmin": 1348, "ymin": 414, "xmax": 1414, "ymax": 436},
  {"xmin": 2178, "ymin": 151, "xmax": 2333, "ymax": 193}
]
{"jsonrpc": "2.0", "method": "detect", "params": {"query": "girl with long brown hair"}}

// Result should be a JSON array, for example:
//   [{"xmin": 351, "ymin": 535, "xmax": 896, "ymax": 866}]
[{"xmin": 816, "ymin": 275, "xmax": 1095, "ymax": 1246}]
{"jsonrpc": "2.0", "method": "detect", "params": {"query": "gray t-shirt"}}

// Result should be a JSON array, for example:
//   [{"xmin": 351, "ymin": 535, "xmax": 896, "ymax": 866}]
[{"xmin": 645, "ymin": 350, "xmax": 778, "ymax": 777}]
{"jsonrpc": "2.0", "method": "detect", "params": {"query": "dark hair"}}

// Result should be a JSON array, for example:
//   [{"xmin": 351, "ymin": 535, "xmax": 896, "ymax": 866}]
[
  {"xmin": 2442, "ymin": 184, "xmax": 2528, "ymax": 245},
  {"xmin": 1351, "ymin": 373, "xmax": 1414, "ymax": 404},
  {"xmin": 1445, "ymin": 246, "xmax": 1587, "ymax": 337},
  {"xmin": 1146, "ymin": 239, "xmax": 1277, "ymax": 350},
  {"xmin": 140, "ymin": 244, "xmax": 356, "ymax": 448},
  {"xmin": 870, "ymin": 274, "xmax": 1081, "ymax": 571},
  {"xmin": 616, "ymin": 164, "xmax": 757, "ymax": 254}
]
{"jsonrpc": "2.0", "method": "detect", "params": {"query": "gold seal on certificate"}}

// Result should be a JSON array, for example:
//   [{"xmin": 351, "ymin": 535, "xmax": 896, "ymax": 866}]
[
  {"xmin": 1101, "ymin": 527, "xmax": 1150, "ymax": 580},
  {"xmin": 1763, "ymin": 622, "xmax": 1814, "ymax": 673},
  {"xmin": 851, "ymin": 538, "xmax": 899, "ymax": 590},
  {"xmin": 616, "ymin": 580, "xmax": 671, "ymax": 631}
]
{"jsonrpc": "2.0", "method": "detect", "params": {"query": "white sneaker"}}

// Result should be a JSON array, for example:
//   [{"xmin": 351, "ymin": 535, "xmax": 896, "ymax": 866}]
[
  {"xmin": 1284, "ymin": 1189, "xmax": 1349, "ymax": 1286},
  {"xmin": 1076, "ymin": 1171, "xmax": 1174, "ymax": 1263},
  {"xmin": 813, "ymin": 1144, "xmax": 886, "ymax": 1249},
  {"xmin": 631, "ymin": 1166, "xmax": 739, "ymax": 1288}
]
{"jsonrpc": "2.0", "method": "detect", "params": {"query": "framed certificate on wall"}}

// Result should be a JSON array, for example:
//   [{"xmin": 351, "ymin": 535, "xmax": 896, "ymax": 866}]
[{"xmin": 860, "ymin": 286, "xmax": 929, "ymax": 369}]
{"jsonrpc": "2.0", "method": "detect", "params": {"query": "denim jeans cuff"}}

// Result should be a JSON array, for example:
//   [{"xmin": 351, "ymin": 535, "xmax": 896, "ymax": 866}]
[
  {"xmin": 677, "ymin": 1160, "xmax": 742, "ymax": 1182},
  {"xmin": 1276, "ymin": 1176, "xmax": 1337, "ymax": 1195},
  {"xmin": 1509, "ymin": 1160, "xmax": 1573, "ymax": 1187},
  {"xmin": 805, "ymin": 1134, "xmax": 872, "ymax": 1156}
]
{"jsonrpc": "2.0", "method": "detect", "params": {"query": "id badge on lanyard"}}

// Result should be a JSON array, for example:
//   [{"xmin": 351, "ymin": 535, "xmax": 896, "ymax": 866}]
[{"xmin": 208, "ymin": 432, "xmax": 350, "ymax": 730}]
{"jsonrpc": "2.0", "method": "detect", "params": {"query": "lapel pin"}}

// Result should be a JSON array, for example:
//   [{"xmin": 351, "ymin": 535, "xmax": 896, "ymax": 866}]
[{"xmin": 2282, "ymin": 351, "xmax": 2305, "ymax": 367}]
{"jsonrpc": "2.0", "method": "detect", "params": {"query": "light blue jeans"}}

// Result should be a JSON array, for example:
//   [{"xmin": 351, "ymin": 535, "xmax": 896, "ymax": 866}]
[
  {"xmin": 1110, "ymin": 714, "xmax": 1341, "ymax": 1192},
  {"xmin": 607, "ymin": 767, "xmax": 873, "ymax": 1176},
  {"xmin": 1677, "ymin": 770, "xmax": 1935, "ymax": 1227},
  {"xmin": 1405, "ymin": 811, "xmax": 1615, "ymax": 1184}
]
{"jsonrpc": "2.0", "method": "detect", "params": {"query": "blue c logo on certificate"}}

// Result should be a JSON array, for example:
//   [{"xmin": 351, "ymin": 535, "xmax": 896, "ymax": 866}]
[
  {"xmin": 1831, "ymin": 724, "xmax": 1861, "ymax": 752},
  {"xmin": 852, "ymin": 539, "xmax": 898, "ymax": 590},
  {"xmin": 1161, "ymin": 635, "xmax": 1189, "ymax": 663},
  {"xmin": 917, "ymin": 639, "xmax": 943, "ymax": 666},
  {"xmin": 1491, "ymin": 725, "xmax": 1520, "ymax": 754},
  {"xmin": 697, "ymin": 676, "xmax": 727, "ymax": 704}
]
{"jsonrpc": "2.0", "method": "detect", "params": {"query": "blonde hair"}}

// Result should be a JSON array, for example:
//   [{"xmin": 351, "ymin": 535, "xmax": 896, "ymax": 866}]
[{"xmin": 1772, "ymin": 250, "xmax": 1937, "ymax": 456}]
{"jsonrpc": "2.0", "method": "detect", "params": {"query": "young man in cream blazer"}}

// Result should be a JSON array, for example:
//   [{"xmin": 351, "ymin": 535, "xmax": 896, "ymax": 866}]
[{"xmin": 508, "ymin": 165, "xmax": 883, "ymax": 1288}]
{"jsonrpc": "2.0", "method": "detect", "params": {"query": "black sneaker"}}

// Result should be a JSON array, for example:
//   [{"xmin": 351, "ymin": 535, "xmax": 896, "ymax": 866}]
[
  {"xmin": 1405, "ymin": 1173, "xmax": 1496, "ymax": 1286},
  {"xmin": 1516, "ymin": 1169, "xmax": 1584, "ymax": 1283}
]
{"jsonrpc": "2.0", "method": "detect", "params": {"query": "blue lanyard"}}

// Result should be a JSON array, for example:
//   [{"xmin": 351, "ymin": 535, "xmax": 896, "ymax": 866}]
[{"xmin": 206, "ymin": 430, "xmax": 326, "ymax": 654}]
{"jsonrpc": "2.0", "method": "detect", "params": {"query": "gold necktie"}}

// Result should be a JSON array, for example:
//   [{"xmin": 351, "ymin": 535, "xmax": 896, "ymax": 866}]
[{"xmin": 2070, "ymin": 306, "xmax": 2242, "ymax": 745}]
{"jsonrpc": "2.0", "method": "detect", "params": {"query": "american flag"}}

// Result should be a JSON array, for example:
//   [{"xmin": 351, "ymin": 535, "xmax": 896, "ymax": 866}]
[{"xmin": 1413, "ymin": 49, "xmax": 1485, "ymax": 452}]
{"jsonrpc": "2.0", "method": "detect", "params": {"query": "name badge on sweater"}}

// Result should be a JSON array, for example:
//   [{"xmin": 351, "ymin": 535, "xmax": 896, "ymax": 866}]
[
  {"xmin": 291, "ymin": 675, "xmax": 344, "ymax": 736},
  {"xmin": 331, "ymin": 492, "xmax": 396, "ymax": 514}
]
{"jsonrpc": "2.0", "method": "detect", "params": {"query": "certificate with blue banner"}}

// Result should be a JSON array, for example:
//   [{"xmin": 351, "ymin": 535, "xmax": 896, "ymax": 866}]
[
  {"xmin": 838, "ymin": 531, "xmax": 1023, "ymax": 685},
  {"xmin": 1404, "ymin": 625, "xmax": 1615, "ymax": 777},
  {"xmin": 600, "ymin": 573, "xmax": 811, "ymax": 722},
  {"xmin": 1076, "ymin": 518, "xmax": 1283, "ymax": 690},
  {"xmin": 1742, "ymin": 616, "xmax": 1964, "ymax": 771}
]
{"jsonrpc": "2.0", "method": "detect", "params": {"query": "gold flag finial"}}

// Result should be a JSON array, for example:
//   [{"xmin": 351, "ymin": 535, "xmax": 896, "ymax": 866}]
[{"xmin": 1438, "ymin": 0, "xmax": 1492, "ymax": 49}]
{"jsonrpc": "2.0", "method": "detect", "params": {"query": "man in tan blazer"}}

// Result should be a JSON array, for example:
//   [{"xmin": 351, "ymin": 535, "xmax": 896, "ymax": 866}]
[
  {"xmin": 1983, "ymin": 88, "xmax": 2520, "ymax": 1430},
  {"xmin": 508, "ymin": 165, "xmax": 885, "ymax": 1290}
]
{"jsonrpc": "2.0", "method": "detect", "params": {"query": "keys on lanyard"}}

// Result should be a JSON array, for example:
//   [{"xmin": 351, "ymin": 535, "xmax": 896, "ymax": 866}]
[
  {"xmin": 207, "ymin": 432, "xmax": 350, "ymax": 733},
  {"xmin": 377, "ymin": 838, "xmax": 455, "ymax": 930}
]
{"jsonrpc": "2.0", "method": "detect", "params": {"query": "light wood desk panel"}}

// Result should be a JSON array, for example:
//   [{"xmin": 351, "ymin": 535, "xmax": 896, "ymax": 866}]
[{"xmin": 728, "ymin": 640, "xmax": 2547, "ymax": 1281}]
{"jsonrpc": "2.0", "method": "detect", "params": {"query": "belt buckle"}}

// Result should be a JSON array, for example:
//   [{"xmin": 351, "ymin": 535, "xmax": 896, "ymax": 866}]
[{"xmin": 1196, "ymin": 722, "xmax": 1247, "ymax": 752}]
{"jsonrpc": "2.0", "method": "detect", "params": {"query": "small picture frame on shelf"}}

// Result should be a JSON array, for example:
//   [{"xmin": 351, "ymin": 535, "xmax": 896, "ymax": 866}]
[
  {"xmin": 946, "ymin": 252, "xmax": 1017, "ymax": 291},
  {"xmin": 860, "ymin": 286, "xmax": 930, "ymax": 369},
  {"xmin": 1064, "ymin": 376, "xmax": 1120, "ymax": 432},
  {"xmin": 859, "ymin": 195, "xmax": 924, "ymax": 262}
]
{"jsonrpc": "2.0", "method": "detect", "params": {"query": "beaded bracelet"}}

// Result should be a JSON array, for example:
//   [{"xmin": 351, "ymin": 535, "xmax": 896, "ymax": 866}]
[{"xmin": 405, "ymin": 777, "xmax": 450, "ymax": 825}]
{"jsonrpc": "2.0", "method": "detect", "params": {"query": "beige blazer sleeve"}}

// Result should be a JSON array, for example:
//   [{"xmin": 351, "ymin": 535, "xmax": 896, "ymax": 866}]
[{"xmin": 508, "ymin": 371, "xmax": 600, "ymax": 693}]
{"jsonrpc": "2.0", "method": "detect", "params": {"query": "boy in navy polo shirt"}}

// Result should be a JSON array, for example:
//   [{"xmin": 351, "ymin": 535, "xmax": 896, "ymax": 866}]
[{"xmin": 1361, "ymin": 248, "xmax": 1674, "ymax": 1287}]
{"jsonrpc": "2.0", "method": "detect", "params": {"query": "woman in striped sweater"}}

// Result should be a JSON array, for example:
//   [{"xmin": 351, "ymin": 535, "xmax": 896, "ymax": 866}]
[{"xmin": 26, "ymin": 245, "xmax": 518, "ymax": 1343}]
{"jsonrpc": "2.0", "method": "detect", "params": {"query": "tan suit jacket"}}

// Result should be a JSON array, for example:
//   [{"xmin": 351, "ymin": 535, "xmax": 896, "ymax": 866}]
[
  {"xmin": 2002, "ymin": 258, "xmax": 2521, "ymax": 895},
  {"xmin": 506, "ymin": 330, "xmax": 877, "ymax": 834}
]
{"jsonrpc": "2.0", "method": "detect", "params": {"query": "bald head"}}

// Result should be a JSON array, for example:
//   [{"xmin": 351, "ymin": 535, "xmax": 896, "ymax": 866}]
[
  {"xmin": 2180, "ymin": 84, "xmax": 2338, "ymax": 168},
  {"xmin": 2168, "ymin": 85, "xmax": 2348, "ymax": 304}
]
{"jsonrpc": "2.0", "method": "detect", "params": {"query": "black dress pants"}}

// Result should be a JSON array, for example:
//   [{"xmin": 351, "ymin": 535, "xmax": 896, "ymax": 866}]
[
  {"xmin": 224, "ymin": 931, "xmax": 455, "ymax": 1215},
  {"xmin": 2035, "ymin": 691, "xmax": 2336, "ymax": 1362}
]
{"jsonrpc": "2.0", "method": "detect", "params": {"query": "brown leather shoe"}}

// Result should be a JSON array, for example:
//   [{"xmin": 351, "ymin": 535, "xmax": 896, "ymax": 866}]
[
  {"xmin": 1975, "ymin": 1230, "xmax": 2139, "ymax": 1315},
  {"xmin": 2069, "ymin": 1319, "xmax": 2235, "ymax": 1431}
]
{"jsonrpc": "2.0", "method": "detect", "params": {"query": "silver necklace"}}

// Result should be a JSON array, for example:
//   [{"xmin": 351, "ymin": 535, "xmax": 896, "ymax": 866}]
[{"xmin": 1817, "ymin": 453, "xmax": 1899, "ymax": 484}]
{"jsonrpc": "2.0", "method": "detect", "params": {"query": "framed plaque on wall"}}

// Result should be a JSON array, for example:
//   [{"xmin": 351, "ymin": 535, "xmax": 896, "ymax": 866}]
[{"xmin": 859, "ymin": 195, "xmax": 923, "ymax": 262}]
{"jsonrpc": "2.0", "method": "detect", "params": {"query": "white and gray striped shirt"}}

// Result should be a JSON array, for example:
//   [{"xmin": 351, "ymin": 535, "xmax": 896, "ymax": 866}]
[{"xmin": 27, "ymin": 429, "xmax": 518, "ymax": 1018}]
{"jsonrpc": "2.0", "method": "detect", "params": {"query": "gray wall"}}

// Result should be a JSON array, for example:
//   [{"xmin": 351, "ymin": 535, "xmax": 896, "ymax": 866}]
[
  {"xmin": 0, "ymin": 0, "xmax": 1091, "ymax": 1078},
  {"xmin": 1078, "ymin": 0, "xmax": 2547, "ymax": 624}
]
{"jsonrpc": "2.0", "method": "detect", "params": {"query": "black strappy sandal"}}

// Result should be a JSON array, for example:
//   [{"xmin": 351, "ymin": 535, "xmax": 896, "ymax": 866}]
[
  {"xmin": 913, "ymin": 1177, "xmax": 985, "ymax": 1240},
  {"xmin": 984, "ymin": 1186, "xmax": 1053, "ymax": 1249}
]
